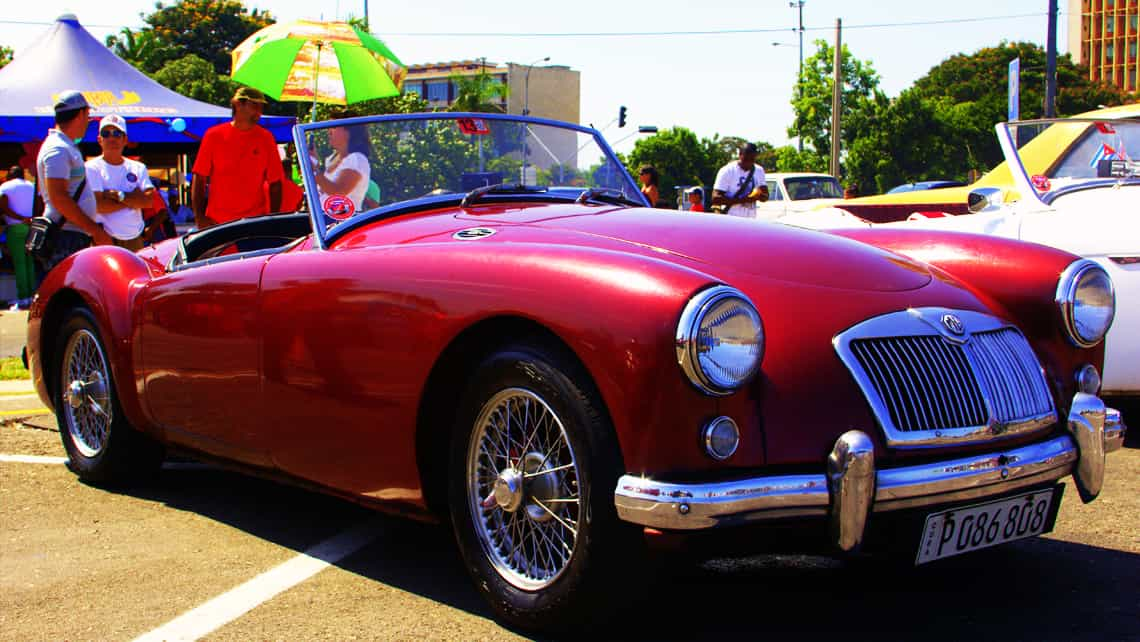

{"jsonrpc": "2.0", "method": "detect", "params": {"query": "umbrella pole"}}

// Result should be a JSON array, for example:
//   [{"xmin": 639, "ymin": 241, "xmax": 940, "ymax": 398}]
[{"xmin": 311, "ymin": 41, "xmax": 322, "ymax": 123}]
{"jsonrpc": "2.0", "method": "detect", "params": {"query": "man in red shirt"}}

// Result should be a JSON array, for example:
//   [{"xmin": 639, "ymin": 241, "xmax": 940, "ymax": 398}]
[{"xmin": 191, "ymin": 86, "xmax": 283, "ymax": 228}]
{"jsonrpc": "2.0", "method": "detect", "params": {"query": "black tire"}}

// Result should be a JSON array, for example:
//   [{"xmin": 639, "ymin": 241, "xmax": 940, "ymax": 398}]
[
  {"xmin": 448, "ymin": 341, "xmax": 640, "ymax": 633},
  {"xmin": 54, "ymin": 308, "xmax": 163, "ymax": 485}
]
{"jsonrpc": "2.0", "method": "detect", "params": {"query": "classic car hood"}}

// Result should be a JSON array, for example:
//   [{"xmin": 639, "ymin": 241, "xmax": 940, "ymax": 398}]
[{"xmin": 458, "ymin": 204, "xmax": 932, "ymax": 292}]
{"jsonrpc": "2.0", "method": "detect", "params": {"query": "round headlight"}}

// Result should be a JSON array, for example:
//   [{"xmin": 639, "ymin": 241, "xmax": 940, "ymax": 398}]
[
  {"xmin": 703, "ymin": 416, "xmax": 740, "ymax": 460},
  {"xmin": 1056, "ymin": 260, "xmax": 1115, "ymax": 348},
  {"xmin": 676, "ymin": 286, "xmax": 764, "ymax": 396}
]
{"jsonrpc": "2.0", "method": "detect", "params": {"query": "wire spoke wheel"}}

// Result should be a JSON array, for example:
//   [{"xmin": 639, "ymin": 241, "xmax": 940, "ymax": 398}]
[
  {"xmin": 467, "ymin": 388, "xmax": 581, "ymax": 591},
  {"xmin": 61, "ymin": 328, "xmax": 113, "ymax": 459}
]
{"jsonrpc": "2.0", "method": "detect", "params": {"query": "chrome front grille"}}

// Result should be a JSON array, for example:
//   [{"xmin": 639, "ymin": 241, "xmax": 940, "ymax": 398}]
[{"xmin": 835, "ymin": 308, "xmax": 1058, "ymax": 448}]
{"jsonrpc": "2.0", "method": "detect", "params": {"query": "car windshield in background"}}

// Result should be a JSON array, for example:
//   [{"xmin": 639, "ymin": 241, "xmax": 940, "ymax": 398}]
[
  {"xmin": 1011, "ymin": 118, "xmax": 1140, "ymax": 184},
  {"xmin": 296, "ymin": 114, "xmax": 641, "ymax": 241},
  {"xmin": 784, "ymin": 176, "xmax": 844, "ymax": 200}
]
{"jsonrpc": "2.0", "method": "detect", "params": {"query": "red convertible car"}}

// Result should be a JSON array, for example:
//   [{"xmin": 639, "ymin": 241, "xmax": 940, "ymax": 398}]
[{"xmin": 28, "ymin": 113, "xmax": 1126, "ymax": 632}]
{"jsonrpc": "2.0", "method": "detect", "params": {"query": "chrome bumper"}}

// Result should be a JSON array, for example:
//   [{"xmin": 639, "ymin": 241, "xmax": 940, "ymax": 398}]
[{"xmin": 615, "ymin": 394, "xmax": 1125, "ymax": 551}]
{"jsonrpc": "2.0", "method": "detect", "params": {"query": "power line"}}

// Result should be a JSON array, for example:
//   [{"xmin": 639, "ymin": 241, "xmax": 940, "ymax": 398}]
[
  {"xmin": 378, "ymin": 13, "xmax": 1049, "ymax": 38},
  {"xmin": 0, "ymin": 12, "xmax": 1050, "ymax": 37}
]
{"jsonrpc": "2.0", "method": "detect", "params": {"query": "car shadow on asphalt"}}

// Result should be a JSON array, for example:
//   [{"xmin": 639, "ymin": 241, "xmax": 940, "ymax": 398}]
[{"xmin": 109, "ymin": 464, "xmax": 1139, "ymax": 641}]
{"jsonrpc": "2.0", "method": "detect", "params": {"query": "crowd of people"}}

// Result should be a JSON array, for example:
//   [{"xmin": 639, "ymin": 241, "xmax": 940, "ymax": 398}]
[
  {"xmin": 636, "ymin": 142, "xmax": 771, "ymax": 215},
  {"xmin": 2, "ymin": 85, "xmax": 316, "ymax": 310}
]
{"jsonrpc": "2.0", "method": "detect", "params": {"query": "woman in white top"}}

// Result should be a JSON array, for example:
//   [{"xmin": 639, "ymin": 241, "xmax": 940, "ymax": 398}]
[{"xmin": 313, "ymin": 125, "xmax": 371, "ymax": 219}]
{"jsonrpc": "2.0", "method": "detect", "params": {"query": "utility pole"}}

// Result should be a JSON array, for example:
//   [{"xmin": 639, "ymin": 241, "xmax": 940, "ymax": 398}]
[
  {"xmin": 830, "ymin": 18, "xmax": 842, "ymax": 178},
  {"xmin": 791, "ymin": 1, "xmax": 805, "ymax": 152},
  {"xmin": 1045, "ymin": 0, "xmax": 1058, "ymax": 117},
  {"xmin": 363, "ymin": 0, "xmax": 369, "ymax": 30}
]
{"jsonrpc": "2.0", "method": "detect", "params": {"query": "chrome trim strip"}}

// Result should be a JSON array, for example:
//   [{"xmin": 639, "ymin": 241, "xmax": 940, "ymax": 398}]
[
  {"xmin": 1104, "ymin": 407, "xmax": 1126, "ymax": 454},
  {"xmin": 614, "ymin": 434, "xmax": 1077, "ymax": 531}
]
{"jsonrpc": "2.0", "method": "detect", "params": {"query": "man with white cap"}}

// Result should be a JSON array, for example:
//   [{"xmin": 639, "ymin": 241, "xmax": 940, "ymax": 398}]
[
  {"xmin": 35, "ymin": 89, "xmax": 112, "ymax": 272},
  {"xmin": 86, "ymin": 114, "xmax": 154, "ymax": 250}
]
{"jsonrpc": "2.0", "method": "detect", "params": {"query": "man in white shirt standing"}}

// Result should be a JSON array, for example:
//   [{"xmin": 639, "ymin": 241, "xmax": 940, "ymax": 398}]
[
  {"xmin": 712, "ymin": 143, "xmax": 769, "ymax": 218},
  {"xmin": 86, "ymin": 114, "xmax": 154, "ymax": 250}
]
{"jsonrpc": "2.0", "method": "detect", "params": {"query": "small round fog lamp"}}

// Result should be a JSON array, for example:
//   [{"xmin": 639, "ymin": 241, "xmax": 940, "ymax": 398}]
[
  {"xmin": 1076, "ymin": 364, "xmax": 1101, "ymax": 395},
  {"xmin": 703, "ymin": 417, "xmax": 740, "ymax": 461}
]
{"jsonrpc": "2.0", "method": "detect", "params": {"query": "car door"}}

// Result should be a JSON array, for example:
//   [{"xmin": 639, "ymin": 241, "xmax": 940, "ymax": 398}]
[{"xmin": 136, "ymin": 257, "xmax": 270, "ymax": 466}]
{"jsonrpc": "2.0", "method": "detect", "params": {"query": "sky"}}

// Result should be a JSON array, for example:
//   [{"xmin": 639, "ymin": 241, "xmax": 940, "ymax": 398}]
[{"xmin": 2, "ymin": 0, "xmax": 1066, "ymax": 154}]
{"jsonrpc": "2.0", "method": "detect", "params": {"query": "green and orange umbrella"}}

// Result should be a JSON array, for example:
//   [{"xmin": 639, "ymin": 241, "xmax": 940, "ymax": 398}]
[{"xmin": 232, "ymin": 20, "xmax": 406, "ymax": 117}]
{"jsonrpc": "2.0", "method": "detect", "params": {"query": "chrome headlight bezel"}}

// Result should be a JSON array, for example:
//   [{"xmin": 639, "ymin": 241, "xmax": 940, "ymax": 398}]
[
  {"xmin": 676, "ymin": 285, "xmax": 764, "ymax": 396},
  {"xmin": 1056, "ymin": 259, "xmax": 1115, "ymax": 348}
]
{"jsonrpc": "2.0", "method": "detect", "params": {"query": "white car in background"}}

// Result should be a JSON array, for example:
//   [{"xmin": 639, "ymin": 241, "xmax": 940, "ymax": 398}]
[
  {"xmin": 754, "ymin": 172, "xmax": 845, "ymax": 220},
  {"xmin": 797, "ymin": 117, "xmax": 1139, "ymax": 401}
]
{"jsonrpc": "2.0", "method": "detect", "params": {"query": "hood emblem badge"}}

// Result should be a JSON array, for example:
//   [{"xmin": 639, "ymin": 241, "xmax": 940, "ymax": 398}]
[
  {"xmin": 453, "ymin": 227, "xmax": 496, "ymax": 240},
  {"xmin": 941, "ymin": 313, "xmax": 965, "ymax": 335}
]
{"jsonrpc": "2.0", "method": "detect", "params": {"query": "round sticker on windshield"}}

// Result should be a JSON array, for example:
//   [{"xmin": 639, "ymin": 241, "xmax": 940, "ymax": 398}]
[{"xmin": 323, "ymin": 195, "xmax": 355, "ymax": 220}]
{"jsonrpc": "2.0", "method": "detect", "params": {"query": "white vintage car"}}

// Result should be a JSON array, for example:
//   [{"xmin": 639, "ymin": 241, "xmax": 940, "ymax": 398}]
[
  {"xmin": 798, "ymin": 117, "xmax": 1139, "ymax": 400},
  {"xmin": 754, "ymin": 172, "xmax": 845, "ymax": 220}
]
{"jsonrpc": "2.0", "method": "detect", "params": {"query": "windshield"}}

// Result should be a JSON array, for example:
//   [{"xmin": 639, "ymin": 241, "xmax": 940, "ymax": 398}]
[
  {"xmin": 784, "ymin": 176, "xmax": 843, "ymax": 200},
  {"xmin": 294, "ymin": 113, "xmax": 642, "ymax": 246},
  {"xmin": 1008, "ymin": 118, "xmax": 1140, "ymax": 185}
]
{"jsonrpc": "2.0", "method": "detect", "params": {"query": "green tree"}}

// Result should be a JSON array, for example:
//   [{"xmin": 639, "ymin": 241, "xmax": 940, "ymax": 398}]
[
  {"xmin": 152, "ymin": 54, "xmax": 238, "ymax": 106},
  {"xmin": 449, "ymin": 67, "xmax": 509, "ymax": 113},
  {"xmin": 907, "ymin": 41, "xmax": 1137, "ymax": 174},
  {"xmin": 843, "ymin": 42, "xmax": 1139, "ymax": 193},
  {"xmin": 626, "ymin": 127, "xmax": 710, "ymax": 206},
  {"xmin": 789, "ymin": 39, "xmax": 884, "ymax": 167},
  {"xmin": 106, "ymin": 28, "xmax": 160, "ymax": 71},
  {"xmin": 108, "ymin": 0, "xmax": 274, "ymax": 75},
  {"xmin": 0, "ymin": 45, "xmax": 13, "ymax": 69}
]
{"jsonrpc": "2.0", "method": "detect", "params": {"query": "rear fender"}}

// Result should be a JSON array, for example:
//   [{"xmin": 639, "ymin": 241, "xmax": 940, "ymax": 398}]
[{"xmin": 28, "ymin": 247, "xmax": 157, "ymax": 435}]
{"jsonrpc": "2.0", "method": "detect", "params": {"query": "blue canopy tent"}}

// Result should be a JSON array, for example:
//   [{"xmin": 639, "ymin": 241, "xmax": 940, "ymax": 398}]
[{"xmin": 0, "ymin": 14, "xmax": 295, "ymax": 145}]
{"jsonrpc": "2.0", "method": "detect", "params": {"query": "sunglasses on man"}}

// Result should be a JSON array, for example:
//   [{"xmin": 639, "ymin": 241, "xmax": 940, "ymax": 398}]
[{"xmin": 100, "ymin": 129, "xmax": 125, "ymax": 138}]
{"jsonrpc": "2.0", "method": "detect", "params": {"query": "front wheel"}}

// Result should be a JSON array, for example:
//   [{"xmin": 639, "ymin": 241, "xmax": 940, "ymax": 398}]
[
  {"xmin": 448, "ymin": 342, "xmax": 639, "ymax": 632},
  {"xmin": 54, "ymin": 308, "xmax": 162, "ymax": 484}
]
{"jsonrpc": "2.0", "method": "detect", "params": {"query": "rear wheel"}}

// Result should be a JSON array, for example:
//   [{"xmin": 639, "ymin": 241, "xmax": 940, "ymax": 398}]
[
  {"xmin": 55, "ymin": 308, "xmax": 162, "ymax": 484},
  {"xmin": 448, "ymin": 342, "xmax": 639, "ymax": 632}
]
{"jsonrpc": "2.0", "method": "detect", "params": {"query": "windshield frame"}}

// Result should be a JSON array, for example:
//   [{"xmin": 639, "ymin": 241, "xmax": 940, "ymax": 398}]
[
  {"xmin": 997, "ymin": 117, "xmax": 1140, "ymax": 207},
  {"xmin": 292, "ymin": 112, "xmax": 645, "ymax": 250}
]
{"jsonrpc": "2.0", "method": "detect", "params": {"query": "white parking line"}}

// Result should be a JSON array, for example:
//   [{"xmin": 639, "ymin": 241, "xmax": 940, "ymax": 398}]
[
  {"xmin": 0, "ymin": 454, "xmax": 68, "ymax": 465},
  {"xmin": 133, "ymin": 520, "xmax": 383, "ymax": 642}
]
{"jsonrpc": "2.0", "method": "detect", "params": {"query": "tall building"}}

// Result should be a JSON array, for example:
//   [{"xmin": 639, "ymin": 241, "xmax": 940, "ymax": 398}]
[
  {"xmin": 402, "ymin": 60, "xmax": 582, "ymax": 169},
  {"xmin": 1068, "ymin": 0, "xmax": 1139, "ymax": 92},
  {"xmin": 403, "ymin": 60, "xmax": 580, "ymax": 123}
]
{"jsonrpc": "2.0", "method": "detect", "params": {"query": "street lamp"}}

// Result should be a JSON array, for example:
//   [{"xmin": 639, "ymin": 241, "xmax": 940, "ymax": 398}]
[
  {"xmin": 790, "ymin": 0, "xmax": 805, "ymax": 152},
  {"xmin": 523, "ymin": 56, "xmax": 550, "ymax": 116}
]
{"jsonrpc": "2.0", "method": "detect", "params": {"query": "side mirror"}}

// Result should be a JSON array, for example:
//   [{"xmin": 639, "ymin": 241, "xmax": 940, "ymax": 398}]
[{"xmin": 967, "ymin": 187, "xmax": 1004, "ymax": 213}]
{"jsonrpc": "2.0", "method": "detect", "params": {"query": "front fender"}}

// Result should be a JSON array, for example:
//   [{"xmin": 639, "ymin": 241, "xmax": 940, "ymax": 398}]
[
  {"xmin": 833, "ymin": 227, "xmax": 1103, "ymax": 404},
  {"xmin": 28, "ymin": 246, "xmax": 157, "ymax": 435}
]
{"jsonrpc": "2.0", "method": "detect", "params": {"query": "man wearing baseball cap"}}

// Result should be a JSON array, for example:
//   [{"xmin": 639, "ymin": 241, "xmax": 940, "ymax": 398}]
[
  {"xmin": 35, "ymin": 90, "xmax": 113, "ymax": 272},
  {"xmin": 86, "ymin": 114, "xmax": 155, "ymax": 250},
  {"xmin": 191, "ymin": 85, "xmax": 283, "ymax": 228},
  {"xmin": 711, "ymin": 142, "xmax": 769, "ymax": 218}
]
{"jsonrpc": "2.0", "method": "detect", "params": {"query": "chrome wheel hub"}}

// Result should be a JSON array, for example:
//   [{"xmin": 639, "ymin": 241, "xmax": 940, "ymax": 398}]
[
  {"xmin": 467, "ymin": 388, "xmax": 581, "ymax": 591},
  {"xmin": 493, "ymin": 468, "xmax": 525, "ymax": 512},
  {"xmin": 61, "ymin": 328, "xmax": 113, "ymax": 459}
]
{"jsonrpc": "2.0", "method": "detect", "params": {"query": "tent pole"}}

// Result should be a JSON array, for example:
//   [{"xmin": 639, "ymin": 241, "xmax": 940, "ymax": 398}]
[{"xmin": 311, "ymin": 42, "xmax": 322, "ymax": 123}]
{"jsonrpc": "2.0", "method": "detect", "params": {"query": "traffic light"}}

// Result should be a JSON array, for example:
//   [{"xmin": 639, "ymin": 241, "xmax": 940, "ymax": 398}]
[{"xmin": 618, "ymin": 105, "xmax": 627, "ymax": 128}]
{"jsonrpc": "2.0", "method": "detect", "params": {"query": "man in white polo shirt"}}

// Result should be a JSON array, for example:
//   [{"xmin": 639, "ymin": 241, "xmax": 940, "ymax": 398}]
[
  {"xmin": 86, "ymin": 114, "xmax": 154, "ymax": 250},
  {"xmin": 712, "ymin": 142, "xmax": 769, "ymax": 218}
]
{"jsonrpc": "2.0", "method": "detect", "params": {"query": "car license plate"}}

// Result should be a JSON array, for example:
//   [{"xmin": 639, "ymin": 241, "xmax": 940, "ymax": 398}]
[{"xmin": 915, "ymin": 486, "xmax": 1063, "ymax": 565}]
